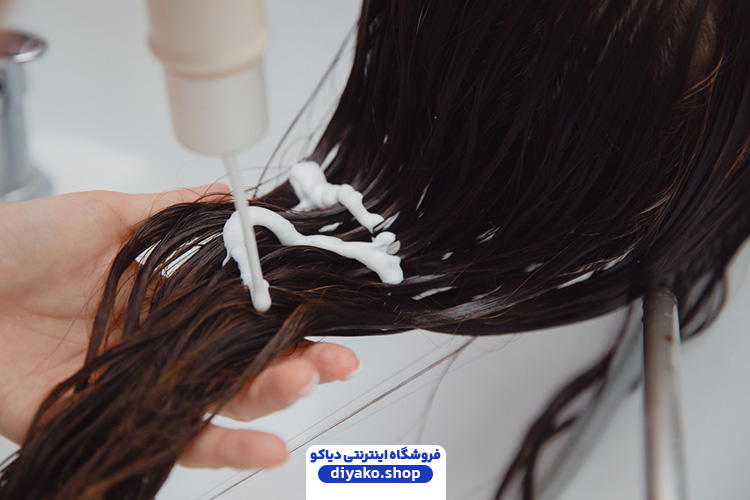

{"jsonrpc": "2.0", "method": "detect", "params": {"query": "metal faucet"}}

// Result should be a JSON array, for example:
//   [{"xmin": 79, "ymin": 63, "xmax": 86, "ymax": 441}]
[{"xmin": 0, "ymin": 31, "xmax": 51, "ymax": 203}]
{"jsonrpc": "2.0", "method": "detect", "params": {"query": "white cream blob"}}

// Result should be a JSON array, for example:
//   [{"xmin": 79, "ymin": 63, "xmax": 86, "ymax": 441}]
[
  {"xmin": 222, "ymin": 160, "xmax": 403, "ymax": 311},
  {"xmin": 222, "ymin": 154, "xmax": 270, "ymax": 312},
  {"xmin": 223, "ymin": 207, "xmax": 403, "ymax": 287},
  {"xmin": 289, "ymin": 161, "xmax": 384, "ymax": 232}
]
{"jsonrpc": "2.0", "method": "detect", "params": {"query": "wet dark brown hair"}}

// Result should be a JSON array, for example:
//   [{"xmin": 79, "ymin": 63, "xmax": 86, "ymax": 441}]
[{"xmin": 2, "ymin": 0, "xmax": 750, "ymax": 498}]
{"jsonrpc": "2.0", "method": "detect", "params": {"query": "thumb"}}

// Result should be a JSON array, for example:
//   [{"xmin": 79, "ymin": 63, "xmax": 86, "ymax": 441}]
[{"xmin": 119, "ymin": 182, "xmax": 231, "ymax": 229}]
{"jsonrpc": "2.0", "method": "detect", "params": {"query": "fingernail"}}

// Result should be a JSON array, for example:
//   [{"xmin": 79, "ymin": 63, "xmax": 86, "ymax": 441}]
[
  {"xmin": 344, "ymin": 360, "xmax": 362, "ymax": 380},
  {"xmin": 299, "ymin": 370, "xmax": 320, "ymax": 398}
]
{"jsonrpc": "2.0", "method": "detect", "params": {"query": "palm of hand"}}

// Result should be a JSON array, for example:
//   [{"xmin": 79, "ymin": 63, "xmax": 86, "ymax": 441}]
[{"xmin": 0, "ymin": 190, "xmax": 189, "ymax": 443}]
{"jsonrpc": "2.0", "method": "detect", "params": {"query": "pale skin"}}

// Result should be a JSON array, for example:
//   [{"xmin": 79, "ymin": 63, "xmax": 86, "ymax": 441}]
[{"xmin": 0, "ymin": 184, "xmax": 360, "ymax": 469}]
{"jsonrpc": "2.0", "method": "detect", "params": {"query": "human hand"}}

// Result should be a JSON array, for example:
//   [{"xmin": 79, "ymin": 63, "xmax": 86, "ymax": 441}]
[{"xmin": 0, "ymin": 186, "xmax": 360, "ymax": 468}]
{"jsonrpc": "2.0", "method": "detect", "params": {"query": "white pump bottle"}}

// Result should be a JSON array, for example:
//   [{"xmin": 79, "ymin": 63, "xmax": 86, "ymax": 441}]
[
  {"xmin": 145, "ymin": 0, "xmax": 273, "ymax": 311},
  {"xmin": 145, "ymin": 0, "xmax": 270, "ymax": 155}
]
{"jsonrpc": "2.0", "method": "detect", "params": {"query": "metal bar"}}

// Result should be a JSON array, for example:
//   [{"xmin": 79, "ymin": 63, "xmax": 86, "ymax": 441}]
[{"xmin": 642, "ymin": 288, "xmax": 688, "ymax": 500}]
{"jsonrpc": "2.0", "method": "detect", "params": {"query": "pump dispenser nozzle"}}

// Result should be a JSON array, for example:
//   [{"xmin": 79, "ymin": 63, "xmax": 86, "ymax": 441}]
[{"xmin": 146, "ymin": 0, "xmax": 271, "ymax": 310}]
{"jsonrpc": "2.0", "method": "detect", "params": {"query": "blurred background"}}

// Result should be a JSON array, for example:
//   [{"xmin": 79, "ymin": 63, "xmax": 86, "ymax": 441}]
[{"xmin": 1, "ymin": 1, "xmax": 748, "ymax": 498}]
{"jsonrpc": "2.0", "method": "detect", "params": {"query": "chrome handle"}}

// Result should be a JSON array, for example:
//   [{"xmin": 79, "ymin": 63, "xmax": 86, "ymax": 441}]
[
  {"xmin": 0, "ymin": 30, "xmax": 51, "ymax": 203},
  {"xmin": 643, "ymin": 288, "xmax": 688, "ymax": 500}
]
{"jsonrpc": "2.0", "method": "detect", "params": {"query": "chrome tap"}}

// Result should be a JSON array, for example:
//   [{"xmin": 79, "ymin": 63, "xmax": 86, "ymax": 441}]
[{"xmin": 0, "ymin": 31, "xmax": 51, "ymax": 203}]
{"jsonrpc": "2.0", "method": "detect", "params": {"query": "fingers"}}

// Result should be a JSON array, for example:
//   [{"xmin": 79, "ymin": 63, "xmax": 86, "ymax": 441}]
[
  {"xmin": 140, "ymin": 182, "xmax": 231, "ymax": 217},
  {"xmin": 114, "ymin": 182, "xmax": 231, "ymax": 230},
  {"xmin": 180, "ymin": 342, "xmax": 359, "ymax": 469},
  {"xmin": 164, "ymin": 182, "xmax": 231, "ymax": 205},
  {"xmin": 222, "ymin": 358, "xmax": 319, "ymax": 421},
  {"xmin": 221, "ymin": 342, "xmax": 360, "ymax": 422},
  {"xmin": 282, "ymin": 340, "xmax": 361, "ymax": 383},
  {"xmin": 178, "ymin": 424, "xmax": 287, "ymax": 469}
]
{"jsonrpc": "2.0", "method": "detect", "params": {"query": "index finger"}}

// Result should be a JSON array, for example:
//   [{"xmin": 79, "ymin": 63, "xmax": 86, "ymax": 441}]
[
  {"xmin": 135, "ymin": 182, "xmax": 231, "ymax": 221},
  {"xmin": 280, "ymin": 340, "xmax": 361, "ymax": 383}
]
